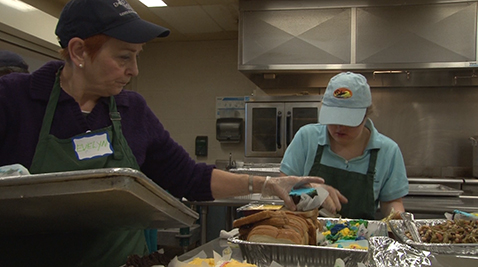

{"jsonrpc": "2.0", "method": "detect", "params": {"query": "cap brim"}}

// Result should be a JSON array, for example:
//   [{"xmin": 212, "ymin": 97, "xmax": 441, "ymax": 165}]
[
  {"xmin": 104, "ymin": 18, "xmax": 170, "ymax": 44},
  {"xmin": 319, "ymin": 105, "xmax": 366, "ymax": 127}
]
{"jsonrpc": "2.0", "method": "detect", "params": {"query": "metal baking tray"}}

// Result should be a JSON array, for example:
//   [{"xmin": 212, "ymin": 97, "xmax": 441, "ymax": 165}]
[
  {"xmin": 408, "ymin": 184, "xmax": 464, "ymax": 196},
  {"xmin": 0, "ymin": 168, "xmax": 198, "ymax": 236},
  {"xmin": 389, "ymin": 219, "xmax": 478, "ymax": 255},
  {"xmin": 228, "ymin": 218, "xmax": 388, "ymax": 267}
]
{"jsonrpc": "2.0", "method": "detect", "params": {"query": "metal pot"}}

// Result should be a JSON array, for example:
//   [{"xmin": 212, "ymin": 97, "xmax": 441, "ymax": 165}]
[{"xmin": 471, "ymin": 136, "xmax": 478, "ymax": 178}]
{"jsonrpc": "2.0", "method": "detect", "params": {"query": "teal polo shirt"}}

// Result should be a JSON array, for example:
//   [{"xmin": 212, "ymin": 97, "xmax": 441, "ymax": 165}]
[{"xmin": 280, "ymin": 119, "xmax": 409, "ymax": 205}]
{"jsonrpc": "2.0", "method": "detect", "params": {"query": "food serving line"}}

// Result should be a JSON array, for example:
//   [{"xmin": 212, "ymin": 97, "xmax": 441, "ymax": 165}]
[
  {"xmin": 179, "ymin": 235, "xmax": 478, "ymax": 267},
  {"xmin": 182, "ymin": 197, "xmax": 478, "ymax": 267},
  {"xmin": 185, "ymin": 165, "xmax": 478, "ymax": 246},
  {"xmin": 185, "ymin": 194, "xmax": 478, "ymax": 246},
  {"xmin": 178, "ymin": 165, "xmax": 478, "ymax": 266}
]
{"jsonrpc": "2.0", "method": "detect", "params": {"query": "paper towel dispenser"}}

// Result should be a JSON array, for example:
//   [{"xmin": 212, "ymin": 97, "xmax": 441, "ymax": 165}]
[{"xmin": 216, "ymin": 118, "xmax": 243, "ymax": 143}]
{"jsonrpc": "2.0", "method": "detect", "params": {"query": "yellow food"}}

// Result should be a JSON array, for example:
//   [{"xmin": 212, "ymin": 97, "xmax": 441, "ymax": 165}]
[
  {"xmin": 220, "ymin": 259, "xmax": 256, "ymax": 267},
  {"xmin": 248, "ymin": 205, "xmax": 282, "ymax": 210},
  {"xmin": 188, "ymin": 258, "xmax": 215, "ymax": 266},
  {"xmin": 187, "ymin": 258, "xmax": 256, "ymax": 267}
]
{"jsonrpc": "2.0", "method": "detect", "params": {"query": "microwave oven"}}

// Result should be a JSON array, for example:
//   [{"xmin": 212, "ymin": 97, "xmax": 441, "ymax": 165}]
[{"xmin": 244, "ymin": 95, "xmax": 322, "ymax": 161}]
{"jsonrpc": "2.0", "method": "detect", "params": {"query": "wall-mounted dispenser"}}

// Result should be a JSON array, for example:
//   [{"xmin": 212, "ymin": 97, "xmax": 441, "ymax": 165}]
[
  {"xmin": 195, "ymin": 136, "xmax": 208, "ymax": 157},
  {"xmin": 216, "ymin": 118, "xmax": 243, "ymax": 143}
]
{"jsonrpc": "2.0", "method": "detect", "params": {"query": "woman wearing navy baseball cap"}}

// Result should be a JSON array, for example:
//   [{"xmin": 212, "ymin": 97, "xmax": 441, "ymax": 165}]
[
  {"xmin": 0, "ymin": 50, "xmax": 29, "ymax": 76},
  {"xmin": 0, "ymin": 0, "xmax": 326, "ymax": 266}
]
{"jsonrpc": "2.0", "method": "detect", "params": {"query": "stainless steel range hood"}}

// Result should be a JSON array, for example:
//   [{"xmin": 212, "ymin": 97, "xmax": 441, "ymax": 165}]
[
  {"xmin": 238, "ymin": 0, "xmax": 478, "ymax": 88},
  {"xmin": 241, "ymin": 69, "xmax": 478, "ymax": 89}
]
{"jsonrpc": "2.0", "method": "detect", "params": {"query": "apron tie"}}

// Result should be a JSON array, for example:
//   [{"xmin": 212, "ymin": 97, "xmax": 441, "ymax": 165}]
[{"xmin": 109, "ymin": 109, "xmax": 124, "ymax": 160}]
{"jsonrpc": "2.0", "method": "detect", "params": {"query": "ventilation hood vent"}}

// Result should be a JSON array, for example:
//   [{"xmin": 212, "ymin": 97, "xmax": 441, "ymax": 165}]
[
  {"xmin": 241, "ymin": 69, "xmax": 478, "ymax": 89},
  {"xmin": 238, "ymin": 0, "xmax": 478, "ymax": 88}
]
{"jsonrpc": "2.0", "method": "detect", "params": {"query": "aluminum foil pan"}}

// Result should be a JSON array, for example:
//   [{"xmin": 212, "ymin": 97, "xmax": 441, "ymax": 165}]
[
  {"xmin": 389, "ymin": 219, "xmax": 478, "ymax": 255},
  {"xmin": 228, "ymin": 236, "xmax": 369, "ymax": 267},
  {"xmin": 228, "ymin": 218, "xmax": 388, "ymax": 267}
]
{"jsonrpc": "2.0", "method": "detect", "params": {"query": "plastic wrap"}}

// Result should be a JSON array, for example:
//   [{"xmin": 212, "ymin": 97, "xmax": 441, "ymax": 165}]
[{"xmin": 0, "ymin": 164, "xmax": 30, "ymax": 177}]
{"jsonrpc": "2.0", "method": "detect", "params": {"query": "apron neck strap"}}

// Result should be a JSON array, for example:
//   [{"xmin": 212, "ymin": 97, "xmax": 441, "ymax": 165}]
[
  {"xmin": 39, "ymin": 67, "xmax": 124, "ymax": 160},
  {"xmin": 367, "ymin": 149, "xmax": 379, "ymax": 176},
  {"xmin": 37, "ymin": 68, "xmax": 63, "ymax": 138},
  {"xmin": 109, "ymin": 97, "xmax": 124, "ymax": 160}
]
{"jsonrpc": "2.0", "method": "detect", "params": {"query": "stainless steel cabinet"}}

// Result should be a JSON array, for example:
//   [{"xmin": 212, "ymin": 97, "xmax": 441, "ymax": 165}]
[{"xmin": 239, "ymin": 0, "xmax": 477, "ymax": 70}]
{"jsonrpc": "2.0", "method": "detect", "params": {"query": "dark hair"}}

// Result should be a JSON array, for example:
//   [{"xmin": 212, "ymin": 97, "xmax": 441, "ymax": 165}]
[{"xmin": 59, "ymin": 34, "xmax": 111, "ymax": 62}]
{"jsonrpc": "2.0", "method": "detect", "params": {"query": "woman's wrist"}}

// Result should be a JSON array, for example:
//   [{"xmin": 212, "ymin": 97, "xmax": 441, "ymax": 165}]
[{"xmin": 247, "ymin": 175, "xmax": 272, "ymax": 194}]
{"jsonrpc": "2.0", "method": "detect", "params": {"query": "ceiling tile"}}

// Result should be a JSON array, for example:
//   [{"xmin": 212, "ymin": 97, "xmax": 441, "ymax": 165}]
[
  {"xmin": 202, "ymin": 5, "xmax": 238, "ymax": 31},
  {"xmin": 150, "ymin": 6, "xmax": 223, "ymax": 34},
  {"xmin": 20, "ymin": 0, "xmax": 239, "ymax": 41}
]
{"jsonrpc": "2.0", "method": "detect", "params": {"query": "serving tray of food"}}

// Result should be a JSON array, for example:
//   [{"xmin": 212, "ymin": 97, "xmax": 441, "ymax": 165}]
[
  {"xmin": 389, "ymin": 219, "xmax": 478, "ymax": 255},
  {"xmin": 408, "ymin": 184, "xmax": 464, "ymax": 196},
  {"xmin": 0, "ymin": 168, "xmax": 198, "ymax": 236},
  {"xmin": 230, "ymin": 210, "xmax": 388, "ymax": 267}
]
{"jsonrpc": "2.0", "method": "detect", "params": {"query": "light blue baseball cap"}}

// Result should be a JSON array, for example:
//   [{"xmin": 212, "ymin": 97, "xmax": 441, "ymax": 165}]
[{"xmin": 319, "ymin": 72, "xmax": 372, "ymax": 127}]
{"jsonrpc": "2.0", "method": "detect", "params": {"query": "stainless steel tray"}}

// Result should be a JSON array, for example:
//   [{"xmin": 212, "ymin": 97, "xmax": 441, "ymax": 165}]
[
  {"xmin": 408, "ymin": 184, "xmax": 463, "ymax": 196},
  {"xmin": 389, "ymin": 219, "xmax": 478, "ymax": 255},
  {"xmin": 228, "ymin": 218, "xmax": 388, "ymax": 267},
  {"xmin": 0, "ymin": 168, "xmax": 198, "ymax": 236}
]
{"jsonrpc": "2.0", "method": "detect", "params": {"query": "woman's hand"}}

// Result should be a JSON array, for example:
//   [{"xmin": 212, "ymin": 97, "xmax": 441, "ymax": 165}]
[
  {"xmin": 317, "ymin": 184, "xmax": 348, "ymax": 215},
  {"xmin": 261, "ymin": 176, "xmax": 325, "ymax": 211}
]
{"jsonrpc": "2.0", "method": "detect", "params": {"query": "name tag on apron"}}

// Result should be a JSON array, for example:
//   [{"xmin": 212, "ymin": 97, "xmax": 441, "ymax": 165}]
[{"xmin": 73, "ymin": 132, "xmax": 114, "ymax": 160}]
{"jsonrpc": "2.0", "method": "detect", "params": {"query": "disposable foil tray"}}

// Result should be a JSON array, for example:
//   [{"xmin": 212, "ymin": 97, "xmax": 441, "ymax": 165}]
[
  {"xmin": 228, "ymin": 218, "xmax": 388, "ymax": 267},
  {"xmin": 228, "ymin": 237, "xmax": 368, "ymax": 267},
  {"xmin": 389, "ymin": 219, "xmax": 478, "ymax": 255},
  {"xmin": 0, "ymin": 168, "xmax": 198, "ymax": 236}
]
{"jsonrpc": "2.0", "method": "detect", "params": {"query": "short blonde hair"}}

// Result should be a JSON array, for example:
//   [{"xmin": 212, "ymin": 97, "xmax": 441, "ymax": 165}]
[{"xmin": 365, "ymin": 105, "xmax": 375, "ymax": 118}]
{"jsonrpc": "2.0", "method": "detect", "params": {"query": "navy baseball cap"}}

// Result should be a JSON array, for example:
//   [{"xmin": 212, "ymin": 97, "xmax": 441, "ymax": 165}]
[
  {"xmin": 55, "ymin": 0, "xmax": 170, "ymax": 48},
  {"xmin": 0, "ymin": 50, "xmax": 29, "ymax": 71}
]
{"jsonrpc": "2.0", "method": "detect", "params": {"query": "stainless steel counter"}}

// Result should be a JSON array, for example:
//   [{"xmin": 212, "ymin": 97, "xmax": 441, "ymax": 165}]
[
  {"xmin": 228, "ymin": 165, "xmax": 478, "ymax": 195},
  {"xmin": 404, "ymin": 195, "xmax": 478, "ymax": 214}
]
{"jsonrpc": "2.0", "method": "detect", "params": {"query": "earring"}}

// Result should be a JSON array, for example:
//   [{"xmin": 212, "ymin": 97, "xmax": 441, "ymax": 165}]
[{"xmin": 79, "ymin": 63, "xmax": 83, "ymax": 68}]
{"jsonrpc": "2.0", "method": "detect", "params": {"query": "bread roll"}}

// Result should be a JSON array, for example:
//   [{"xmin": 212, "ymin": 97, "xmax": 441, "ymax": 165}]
[
  {"xmin": 233, "ymin": 208, "xmax": 322, "ymax": 245},
  {"xmin": 233, "ymin": 210, "xmax": 276, "ymax": 228},
  {"xmin": 283, "ymin": 214, "xmax": 309, "ymax": 244},
  {"xmin": 247, "ymin": 225, "xmax": 303, "ymax": 245}
]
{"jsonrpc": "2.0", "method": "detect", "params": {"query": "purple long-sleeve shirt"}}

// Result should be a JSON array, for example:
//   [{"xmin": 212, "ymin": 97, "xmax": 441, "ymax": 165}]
[{"xmin": 0, "ymin": 60, "xmax": 214, "ymax": 201}]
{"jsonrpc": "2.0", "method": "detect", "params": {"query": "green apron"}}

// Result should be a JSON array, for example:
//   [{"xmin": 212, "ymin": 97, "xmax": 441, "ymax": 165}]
[
  {"xmin": 8, "ymin": 70, "xmax": 149, "ymax": 267},
  {"xmin": 308, "ymin": 145, "xmax": 378, "ymax": 219},
  {"xmin": 30, "ymin": 72, "xmax": 138, "ymax": 173}
]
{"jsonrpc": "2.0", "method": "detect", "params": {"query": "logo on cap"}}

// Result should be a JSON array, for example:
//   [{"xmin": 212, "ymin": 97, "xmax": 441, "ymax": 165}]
[
  {"xmin": 333, "ymin": 88, "xmax": 353, "ymax": 99},
  {"xmin": 113, "ymin": 0, "xmax": 136, "ymax": 16}
]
